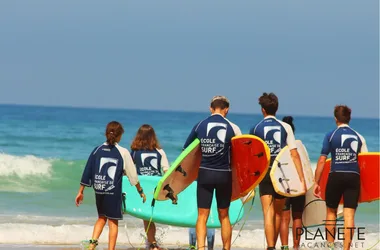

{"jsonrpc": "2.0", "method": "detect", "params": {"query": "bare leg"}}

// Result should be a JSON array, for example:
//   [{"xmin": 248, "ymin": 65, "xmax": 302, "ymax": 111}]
[
  {"xmin": 280, "ymin": 210, "xmax": 290, "ymax": 247},
  {"xmin": 108, "ymin": 219, "xmax": 118, "ymax": 250},
  {"xmin": 326, "ymin": 207, "xmax": 337, "ymax": 245},
  {"xmin": 292, "ymin": 212, "xmax": 303, "ymax": 248},
  {"xmin": 218, "ymin": 207, "xmax": 231, "ymax": 250},
  {"xmin": 143, "ymin": 220, "xmax": 157, "ymax": 245},
  {"xmin": 89, "ymin": 216, "xmax": 107, "ymax": 250},
  {"xmin": 343, "ymin": 208, "xmax": 356, "ymax": 250},
  {"xmin": 196, "ymin": 208, "xmax": 210, "ymax": 250},
  {"xmin": 261, "ymin": 195, "xmax": 276, "ymax": 248},
  {"xmin": 274, "ymin": 198, "xmax": 286, "ymax": 244}
]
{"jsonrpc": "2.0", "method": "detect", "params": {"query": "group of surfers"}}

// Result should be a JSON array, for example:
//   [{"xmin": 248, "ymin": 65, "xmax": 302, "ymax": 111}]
[{"xmin": 75, "ymin": 93, "xmax": 368, "ymax": 250}]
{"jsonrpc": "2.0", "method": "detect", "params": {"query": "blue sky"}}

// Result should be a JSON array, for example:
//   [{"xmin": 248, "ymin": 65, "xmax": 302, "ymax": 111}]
[{"xmin": 0, "ymin": 0, "xmax": 378, "ymax": 118}]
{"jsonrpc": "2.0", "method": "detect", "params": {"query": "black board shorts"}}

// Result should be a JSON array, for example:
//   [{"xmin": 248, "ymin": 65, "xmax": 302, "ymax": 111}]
[
  {"xmin": 325, "ymin": 172, "xmax": 360, "ymax": 209},
  {"xmin": 95, "ymin": 193, "xmax": 123, "ymax": 220},
  {"xmin": 259, "ymin": 170, "xmax": 285, "ymax": 199},
  {"xmin": 197, "ymin": 168, "xmax": 232, "ymax": 209},
  {"xmin": 283, "ymin": 195, "xmax": 306, "ymax": 213}
]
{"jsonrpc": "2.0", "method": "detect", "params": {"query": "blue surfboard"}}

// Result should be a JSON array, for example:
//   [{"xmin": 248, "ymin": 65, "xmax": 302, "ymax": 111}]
[{"xmin": 122, "ymin": 175, "xmax": 245, "ymax": 228}]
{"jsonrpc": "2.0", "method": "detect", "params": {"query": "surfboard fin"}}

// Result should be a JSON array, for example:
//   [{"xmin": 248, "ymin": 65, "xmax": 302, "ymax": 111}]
[
  {"xmin": 249, "ymin": 171, "xmax": 260, "ymax": 176},
  {"xmin": 243, "ymin": 140, "xmax": 252, "ymax": 145},
  {"xmin": 163, "ymin": 184, "xmax": 178, "ymax": 204},
  {"xmin": 175, "ymin": 165, "xmax": 187, "ymax": 177},
  {"xmin": 166, "ymin": 193, "xmax": 178, "ymax": 204},
  {"xmin": 285, "ymin": 188, "xmax": 298, "ymax": 193},
  {"xmin": 278, "ymin": 177, "xmax": 290, "ymax": 183},
  {"xmin": 254, "ymin": 152, "xmax": 264, "ymax": 157},
  {"xmin": 277, "ymin": 162, "xmax": 289, "ymax": 168}
]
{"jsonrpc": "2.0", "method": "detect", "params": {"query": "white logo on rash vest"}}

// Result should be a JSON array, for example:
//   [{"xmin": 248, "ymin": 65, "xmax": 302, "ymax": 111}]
[
  {"xmin": 95, "ymin": 157, "xmax": 118, "ymax": 192},
  {"xmin": 341, "ymin": 134, "xmax": 358, "ymax": 152},
  {"xmin": 140, "ymin": 153, "xmax": 160, "ymax": 176},
  {"xmin": 336, "ymin": 134, "xmax": 358, "ymax": 163},
  {"xmin": 141, "ymin": 153, "xmax": 158, "ymax": 169},
  {"xmin": 206, "ymin": 122, "xmax": 227, "ymax": 142},
  {"xmin": 201, "ymin": 122, "xmax": 227, "ymax": 155},
  {"xmin": 264, "ymin": 126, "xmax": 281, "ymax": 155}
]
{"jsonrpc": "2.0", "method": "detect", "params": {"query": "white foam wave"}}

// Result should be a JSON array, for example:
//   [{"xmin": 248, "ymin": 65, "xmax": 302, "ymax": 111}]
[{"xmin": 0, "ymin": 153, "xmax": 52, "ymax": 178}]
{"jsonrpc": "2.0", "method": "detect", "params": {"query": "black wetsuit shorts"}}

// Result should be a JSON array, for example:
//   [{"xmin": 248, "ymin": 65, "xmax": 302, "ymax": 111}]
[
  {"xmin": 325, "ymin": 172, "xmax": 360, "ymax": 209},
  {"xmin": 196, "ymin": 168, "xmax": 232, "ymax": 209}
]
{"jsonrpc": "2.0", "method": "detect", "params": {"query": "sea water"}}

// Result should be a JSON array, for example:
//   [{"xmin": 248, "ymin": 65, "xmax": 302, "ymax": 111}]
[{"xmin": 0, "ymin": 104, "xmax": 378, "ymax": 249}]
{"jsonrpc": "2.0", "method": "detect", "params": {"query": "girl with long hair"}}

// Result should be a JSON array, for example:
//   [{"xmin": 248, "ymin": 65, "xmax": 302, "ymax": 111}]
[{"xmin": 130, "ymin": 124, "xmax": 170, "ymax": 250}]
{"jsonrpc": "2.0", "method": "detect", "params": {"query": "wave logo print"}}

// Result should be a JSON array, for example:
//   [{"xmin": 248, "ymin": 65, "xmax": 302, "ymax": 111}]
[
  {"xmin": 206, "ymin": 122, "xmax": 227, "ymax": 143},
  {"xmin": 141, "ymin": 153, "xmax": 158, "ymax": 169},
  {"xmin": 99, "ymin": 157, "xmax": 118, "ymax": 192},
  {"xmin": 341, "ymin": 134, "xmax": 359, "ymax": 153},
  {"xmin": 264, "ymin": 126, "xmax": 281, "ymax": 154}
]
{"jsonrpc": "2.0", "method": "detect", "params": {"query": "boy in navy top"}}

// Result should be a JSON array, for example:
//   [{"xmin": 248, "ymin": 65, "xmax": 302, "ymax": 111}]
[
  {"xmin": 183, "ymin": 96, "xmax": 242, "ymax": 250},
  {"xmin": 314, "ymin": 105, "xmax": 368, "ymax": 250},
  {"xmin": 75, "ymin": 121, "xmax": 146, "ymax": 250},
  {"xmin": 249, "ymin": 93, "xmax": 306, "ymax": 250}
]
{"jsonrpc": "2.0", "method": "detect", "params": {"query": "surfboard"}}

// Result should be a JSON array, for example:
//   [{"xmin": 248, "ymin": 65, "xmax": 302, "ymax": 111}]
[
  {"xmin": 122, "ymin": 175, "xmax": 244, "ymax": 228},
  {"xmin": 153, "ymin": 135, "xmax": 270, "ymax": 203},
  {"xmin": 153, "ymin": 139, "xmax": 201, "ymax": 203},
  {"xmin": 319, "ymin": 152, "xmax": 380, "ymax": 204},
  {"xmin": 240, "ymin": 189, "xmax": 255, "ymax": 204},
  {"xmin": 270, "ymin": 140, "xmax": 314, "ymax": 197},
  {"xmin": 230, "ymin": 135, "xmax": 271, "ymax": 201},
  {"xmin": 289, "ymin": 184, "xmax": 344, "ymax": 228}
]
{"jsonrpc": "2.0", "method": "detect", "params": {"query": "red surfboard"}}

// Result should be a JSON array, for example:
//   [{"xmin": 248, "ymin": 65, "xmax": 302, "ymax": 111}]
[
  {"xmin": 230, "ymin": 135, "xmax": 271, "ymax": 201},
  {"xmin": 319, "ymin": 152, "xmax": 380, "ymax": 204}
]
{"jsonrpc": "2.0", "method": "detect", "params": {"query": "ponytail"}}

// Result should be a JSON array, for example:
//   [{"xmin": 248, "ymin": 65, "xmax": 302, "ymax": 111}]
[
  {"xmin": 105, "ymin": 121, "xmax": 125, "ymax": 145},
  {"xmin": 282, "ymin": 116, "xmax": 295, "ymax": 133}
]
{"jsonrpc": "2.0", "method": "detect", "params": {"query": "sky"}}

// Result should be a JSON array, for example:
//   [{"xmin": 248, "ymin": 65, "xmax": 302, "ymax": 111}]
[{"xmin": 0, "ymin": 0, "xmax": 378, "ymax": 118}]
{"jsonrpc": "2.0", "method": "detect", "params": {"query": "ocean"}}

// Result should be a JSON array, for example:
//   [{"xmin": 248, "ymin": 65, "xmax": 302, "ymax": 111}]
[{"xmin": 0, "ymin": 104, "xmax": 378, "ymax": 249}]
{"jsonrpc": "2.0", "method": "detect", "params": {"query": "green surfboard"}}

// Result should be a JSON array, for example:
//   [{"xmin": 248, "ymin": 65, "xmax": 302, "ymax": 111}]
[
  {"xmin": 153, "ymin": 139, "xmax": 201, "ymax": 202},
  {"xmin": 122, "ymin": 175, "xmax": 245, "ymax": 228}
]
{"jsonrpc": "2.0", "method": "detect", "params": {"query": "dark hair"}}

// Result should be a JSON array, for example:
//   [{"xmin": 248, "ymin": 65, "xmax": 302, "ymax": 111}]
[
  {"xmin": 258, "ymin": 92, "xmax": 278, "ymax": 115},
  {"xmin": 282, "ymin": 116, "xmax": 295, "ymax": 133},
  {"xmin": 334, "ymin": 105, "xmax": 351, "ymax": 124},
  {"xmin": 105, "ymin": 121, "xmax": 124, "ymax": 145},
  {"xmin": 131, "ymin": 124, "xmax": 161, "ymax": 151},
  {"xmin": 210, "ymin": 96, "xmax": 230, "ymax": 110}
]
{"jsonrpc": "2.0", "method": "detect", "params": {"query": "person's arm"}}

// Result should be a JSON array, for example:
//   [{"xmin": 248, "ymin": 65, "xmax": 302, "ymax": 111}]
[
  {"xmin": 158, "ymin": 149, "xmax": 170, "ymax": 174},
  {"xmin": 183, "ymin": 123, "xmax": 199, "ymax": 150},
  {"xmin": 122, "ymin": 148, "xmax": 146, "ymax": 203},
  {"xmin": 285, "ymin": 124, "xmax": 306, "ymax": 193},
  {"xmin": 75, "ymin": 185, "xmax": 85, "ymax": 206},
  {"xmin": 314, "ymin": 156, "xmax": 327, "ymax": 186},
  {"xmin": 76, "ymin": 148, "xmax": 96, "ymax": 206},
  {"xmin": 313, "ymin": 133, "xmax": 331, "ymax": 197},
  {"xmin": 358, "ymin": 134, "xmax": 368, "ymax": 153}
]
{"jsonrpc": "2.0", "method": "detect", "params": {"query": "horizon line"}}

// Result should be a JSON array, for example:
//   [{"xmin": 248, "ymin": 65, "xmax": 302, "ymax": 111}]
[{"xmin": 0, "ymin": 102, "xmax": 378, "ymax": 120}]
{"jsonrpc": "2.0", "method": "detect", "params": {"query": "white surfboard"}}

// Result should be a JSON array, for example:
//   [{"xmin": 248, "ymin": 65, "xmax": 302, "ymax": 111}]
[
  {"xmin": 289, "ymin": 184, "xmax": 344, "ymax": 228},
  {"xmin": 270, "ymin": 140, "xmax": 314, "ymax": 197}
]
